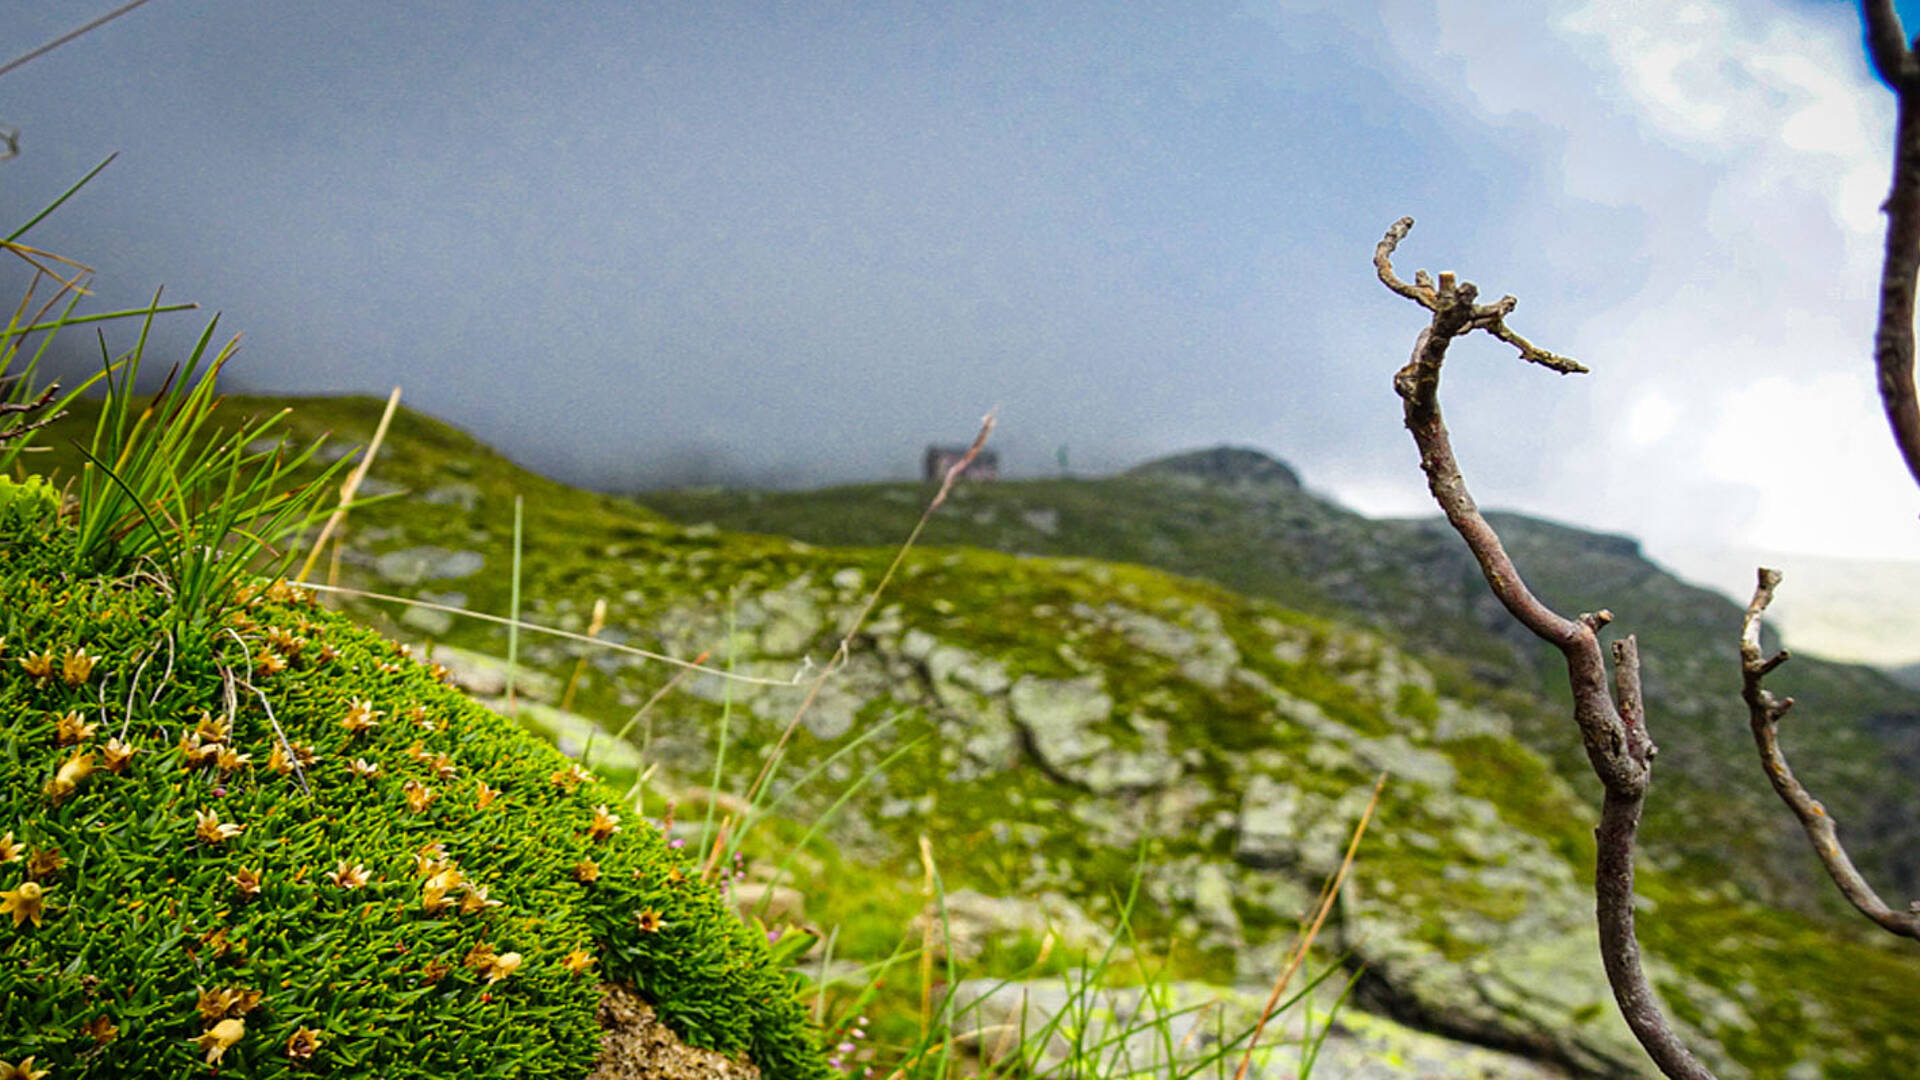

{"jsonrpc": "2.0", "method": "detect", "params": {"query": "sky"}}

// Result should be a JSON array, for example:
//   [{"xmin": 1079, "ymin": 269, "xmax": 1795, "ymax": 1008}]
[{"xmin": 7, "ymin": 0, "xmax": 1920, "ymax": 573}]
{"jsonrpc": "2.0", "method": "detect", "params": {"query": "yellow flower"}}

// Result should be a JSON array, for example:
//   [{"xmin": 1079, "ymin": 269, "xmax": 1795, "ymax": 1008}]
[
  {"xmin": 215, "ymin": 746, "xmax": 252, "ymax": 775},
  {"xmin": 587, "ymin": 805, "xmax": 620, "ymax": 843},
  {"xmin": 562, "ymin": 948, "xmax": 596, "ymax": 975},
  {"xmin": 328, "ymin": 861, "xmax": 370, "ymax": 890},
  {"xmin": 0, "ymin": 1056, "xmax": 52, "ymax": 1080},
  {"xmin": 475, "ymin": 782, "xmax": 501, "ymax": 810},
  {"xmin": 412, "ymin": 842, "xmax": 449, "ymax": 878},
  {"xmin": 429, "ymin": 753, "xmax": 458, "ymax": 780},
  {"xmin": 194, "ymin": 808, "xmax": 244, "ymax": 845},
  {"xmin": 44, "ymin": 750, "xmax": 95, "ymax": 804},
  {"xmin": 229, "ymin": 867, "xmax": 264, "ymax": 900},
  {"xmin": 265, "ymin": 626, "xmax": 306, "ymax": 657},
  {"xmin": 195, "ymin": 1016, "xmax": 245, "ymax": 1066},
  {"xmin": 255, "ymin": 650, "xmax": 288, "ymax": 676},
  {"xmin": 340, "ymin": 698, "xmax": 382, "ymax": 736},
  {"xmin": 286, "ymin": 1025, "xmax": 324, "ymax": 1061},
  {"xmin": 18, "ymin": 650, "xmax": 54, "ymax": 681},
  {"xmin": 635, "ymin": 907, "xmax": 665, "ymax": 933},
  {"xmin": 1, "ymin": 881, "xmax": 50, "ymax": 928},
  {"xmin": 549, "ymin": 763, "xmax": 592, "ymax": 790},
  {"xmin": 195, "ymin": 985, "xmax": 250, "ymax": 1022},
  {"xmin": 101, "ymin": 738, "xmax": 136, "ymax": 774},
  {"xmin": 348, "ymin": 758, "xmax": 381, "ymax": 780},
  {"xmin": 60, "ymin": 646, "xmax": 96, "ymax": 685},
  {"xmin": 404, "ymin": 741, "xmax": 431, "ymax": 764},
  {"xmin": 571, "ymin": 859, "xmax": 601, "ymax": 884},
  {"xmin": 463, "ymin": 941, "xmax": 498, "ymax": 971},
  {"xmin": 24, "ymin": 848, "xmax": 62, "ymax": 881},
  {"xmin": 403, "ymin": 780, "xmax": 437, "ymax": 814},
  {"xmin": 483, "ymin": 951, "xmax": 522, "ymax": 985},
  {"xmin": 0, "ymin": 833, "xmax": 20, "ymax": 863},
  {"xmin": 53, "ymin": 710, "xmax": 97, "ymax": 745},
  {"xmin": 420, "ymin": 872, "xmax": 458, "ymax": 915},
  {"xmin": 177, "ymin": 732, "xmax": 219, "ymax": 770},
  {"xmin": 82, "ymin": 1013, "xmax": 119, "ymax": 1044},
  {"xmin": 268, "ymin": 740, "xmax": 319, "ymax": 777},
  {"xmin": 194, "ymin": 712, "xmax": 231, "ymax": 742},
  {"xmin": 457, "ymin": 883, "xmax": 501, "ymax": 915}
]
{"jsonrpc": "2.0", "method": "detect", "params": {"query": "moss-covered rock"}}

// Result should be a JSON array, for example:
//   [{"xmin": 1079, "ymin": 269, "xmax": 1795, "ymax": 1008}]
[{"xmin": 0, "ymin": 508, "xmax": 829, "ymax": 1079}]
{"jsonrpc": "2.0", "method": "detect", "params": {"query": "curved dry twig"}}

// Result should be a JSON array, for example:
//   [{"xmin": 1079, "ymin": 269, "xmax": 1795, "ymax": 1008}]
[
  {"xmin": 1863, "ymin": 0, "xmax": 1920, "ymax": 489},
  {"xmin": 1378, "ymin": 217, "xmax": 1717, "ymax": 1080},
  {"xmin": 1739, "ymin": 569, "xmax": 1920, "ymax": 940}
]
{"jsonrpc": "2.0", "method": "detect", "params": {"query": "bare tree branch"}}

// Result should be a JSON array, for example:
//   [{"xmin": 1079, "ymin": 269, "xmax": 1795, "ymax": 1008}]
[
  {"xmin": 1864, "ymin": 0, "xmax": 1915, "ymax": 90},
  {"xmin": 1739, "ymin": 569, "xmax": 1920, "ymax": 940},
  {"xmin": 1865, "ymin": 0, "xmax": 1920, "ymax": 488},
  {"xmin": 1378, "ymin": 218, "xmax": 1718, "ymax": 1080}
]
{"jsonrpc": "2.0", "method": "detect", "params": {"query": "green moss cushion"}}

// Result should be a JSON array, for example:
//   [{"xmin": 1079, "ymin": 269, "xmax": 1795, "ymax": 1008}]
[{"xmin": 0, "ymin": 511, "xmax": 829, "ymax": 1079}]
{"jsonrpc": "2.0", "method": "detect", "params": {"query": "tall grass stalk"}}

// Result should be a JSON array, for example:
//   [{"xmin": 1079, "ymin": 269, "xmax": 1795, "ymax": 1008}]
[
  {"xmin": 506, "ymin": 493, "xmax": 523, "ymax": 712},
  {"xmin": 743, "ymin": 410, "xmax": 996, "ymax": 808},
  {"xmin": 64, "ymin": 298, "xmax": 356, "ymax": 641},
  {"xmin": 295, "ymin": 384, "xmax": 401, "ymax": 583}
]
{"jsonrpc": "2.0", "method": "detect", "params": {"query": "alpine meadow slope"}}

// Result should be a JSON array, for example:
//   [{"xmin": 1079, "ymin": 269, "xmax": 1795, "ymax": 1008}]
[{"xmin": 39, "ymin": 393, "xmax": 1907, "ymax": 1079}]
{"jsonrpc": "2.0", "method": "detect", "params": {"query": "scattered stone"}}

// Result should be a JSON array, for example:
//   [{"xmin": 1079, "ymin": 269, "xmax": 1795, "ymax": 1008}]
[
  {"xmin": 427, "ymin": 643, "xmax": 559, "ymax": 701},
  {"xmin": 422, "ymin": 481, "xmax": 484, "ymax": 512},
  {"xmin": 373, "ymin": 545, "xmax": 485, "ymax": 585},
  {"xmin": 399, "ymin": 590, "xmax": 466, "ymax": 635},
  {"xmin": 731, "ymin": 882, "xmax": 806, "ymax": 928},
  {"xmin": 1235, "ymin": 774, "xmax": 1301, "ymax": 868},
  {"xmin": 1020, "ymin": 507, "xmax": 1060, "ymax": 535}
]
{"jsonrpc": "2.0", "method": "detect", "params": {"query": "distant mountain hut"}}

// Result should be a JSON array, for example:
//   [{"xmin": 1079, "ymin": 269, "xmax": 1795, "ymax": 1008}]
[{"xmin": 923, "ymin": 445, "xmax": 1000, "ymax": 484}]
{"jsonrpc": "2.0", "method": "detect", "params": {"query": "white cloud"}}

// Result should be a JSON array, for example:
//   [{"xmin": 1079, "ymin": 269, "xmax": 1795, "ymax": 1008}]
[
  {"xmin": 1622, "ymin": 392, "xmax": 1678, "ymax": 447},
  {"xmin": 1348, "ymin": 0, "xmax": 1920, "ymax": 560}
]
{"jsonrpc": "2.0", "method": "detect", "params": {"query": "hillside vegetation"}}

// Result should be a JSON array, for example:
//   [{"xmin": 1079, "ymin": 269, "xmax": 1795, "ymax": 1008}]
[
  {"xmin": 18, "ymin": 394, "xmax": 1901, "ymax": 1079},
  {"xmin": 634, "ymin": 446, "xmax": 1920, "ymax": 915}
]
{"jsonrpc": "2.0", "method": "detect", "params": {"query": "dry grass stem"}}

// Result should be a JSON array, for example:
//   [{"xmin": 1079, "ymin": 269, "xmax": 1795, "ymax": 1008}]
[
  {"xmin": 1234, "ymin": 771, "xmax": 1386, "ymax": 1080},
  {"xmin": 296, "ymin": 385, "xmax": 402, "ymax": 584}
]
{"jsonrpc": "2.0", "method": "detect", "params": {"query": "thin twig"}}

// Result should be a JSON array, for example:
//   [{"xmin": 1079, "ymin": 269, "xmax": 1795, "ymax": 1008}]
[
  {"xmin": 1738, "ymin": 569, "xmax": 1920, "ymax": 939},
  {"xmin": 0, "ymin": 0, "xmax": 159, "ymax": 80},
  {"xmin": 1377, "ymin": 217, "xmax": 1716, "ymax": 1080},
  {"xmin": 296, "ymin": 581, "xmax": 797, "ymax": 687}
]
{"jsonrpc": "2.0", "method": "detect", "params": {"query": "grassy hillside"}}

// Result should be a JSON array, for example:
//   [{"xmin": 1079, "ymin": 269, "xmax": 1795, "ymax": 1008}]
[
  {"xmin": 631, "ymin": 450, "xmax": 1920, "ymax": 915},
  {"xmin": 13, "ymin": 395, "xmax": 1920, "ymax": 1078}
]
